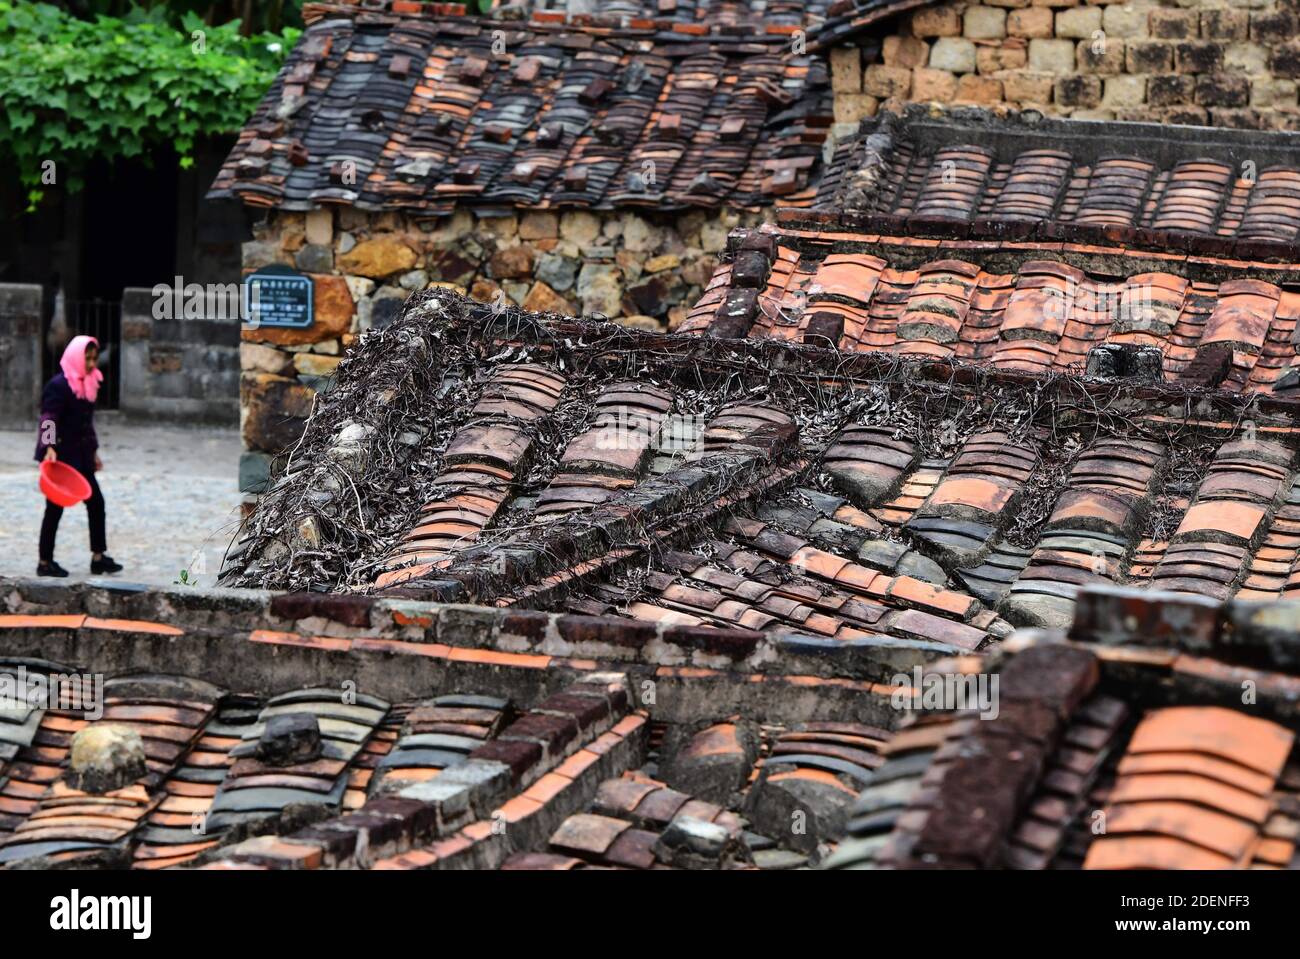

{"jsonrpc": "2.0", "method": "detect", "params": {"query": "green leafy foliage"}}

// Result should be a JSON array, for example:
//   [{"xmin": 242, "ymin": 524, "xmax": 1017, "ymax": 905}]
[
  {"xmin": 60, "ymin": 1, "xmax": 305, "ymax": 34},
  {"xmin": 0, "ymin": 1, "xmax": 297, "ymax": 207}
]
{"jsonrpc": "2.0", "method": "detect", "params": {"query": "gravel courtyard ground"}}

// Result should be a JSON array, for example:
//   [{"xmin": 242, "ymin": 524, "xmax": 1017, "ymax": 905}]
[{"xmin": 0, "ymin": 416, "xmax": 243, "ymax": 586}]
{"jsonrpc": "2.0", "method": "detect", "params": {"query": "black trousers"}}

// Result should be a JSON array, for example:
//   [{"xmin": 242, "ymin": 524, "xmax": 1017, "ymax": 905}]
[{"xmin": 39, "ymin": 466, "xmax": 106, "ymax": 561}]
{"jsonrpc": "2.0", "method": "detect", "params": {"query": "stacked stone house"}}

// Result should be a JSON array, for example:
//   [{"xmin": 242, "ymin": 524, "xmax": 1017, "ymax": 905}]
[
  {"xmin": 210, "ymin": 0, "xmax": 844, "ymax": 497},
  {"xmin": 213, "ymin": 0, "xmax": 1300, "ymax": 501}
]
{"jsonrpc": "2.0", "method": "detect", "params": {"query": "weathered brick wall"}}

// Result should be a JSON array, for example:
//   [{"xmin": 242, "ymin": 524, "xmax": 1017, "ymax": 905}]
[
  {"xmin": 237, "ymin": 206, "xmax": 755, "ymax": 497},
  {"xmin": 832, "ymin": 0, "xmax": 1300, "ymax": 128},
  {"xmin": 119, "ymin": 288, "xmax": 241, "ymax": 425}
]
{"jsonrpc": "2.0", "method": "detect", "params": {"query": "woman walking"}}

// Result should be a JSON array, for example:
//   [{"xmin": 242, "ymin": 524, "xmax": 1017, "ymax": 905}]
[{"xmin": 35, "ymin": 335, "xmax": 123, "ymax": 577}]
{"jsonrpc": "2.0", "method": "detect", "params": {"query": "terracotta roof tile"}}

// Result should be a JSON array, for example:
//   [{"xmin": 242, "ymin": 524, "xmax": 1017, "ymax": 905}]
[
  {"xmin": 210, "ymin": 3, "xmax": 836, "ymax": 213},
  {"xmin": 1125, "ymin": 707, "xmax": 1295, "ymax": 780},
  {"xmin": 689, "ymin": 229, "xmax": 1300, "ymax": 395},
  {"xmin": 1083, "ymin": 834, "xmax": 1236, "ymax": 870},
  {"xmin": 817, "ymin": 108, "xmax": 1300, "ymax": 261}
]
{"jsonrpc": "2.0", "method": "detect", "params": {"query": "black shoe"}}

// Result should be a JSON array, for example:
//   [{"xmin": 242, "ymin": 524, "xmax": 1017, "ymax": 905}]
[
  {"xmin": 90, "ymin": 555, "xmax": 123, "ymax": 575},
  {"xmin": 37, "ymin": 561, "xmax": 69, "ymax": 578}
]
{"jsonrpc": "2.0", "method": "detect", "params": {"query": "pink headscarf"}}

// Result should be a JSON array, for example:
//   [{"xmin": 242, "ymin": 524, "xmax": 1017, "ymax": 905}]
[{"xmin": 60, "ymin": 335, "xmax": 103, "ymax": 403}]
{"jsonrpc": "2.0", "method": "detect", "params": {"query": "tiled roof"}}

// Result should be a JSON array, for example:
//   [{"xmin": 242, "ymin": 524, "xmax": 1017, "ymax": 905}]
[
  {"xmin": 194, "ymin": 101, "xmax": 1300, "ymax": 872},
  {"xmin": 815, "ymin": 109, "xmax": 1300, "ymax": 261},
  {"xmin": 682, "ymin": 226, "xmax": 1300, "ymax": 394},
  {"xmin": 0, "ymin": 591, "xmax": 918, "ymax": 871},
  {"xmin": 219, "ymin": 294, "xmax": 1300, "ymax": 653},
  {"xmin": 208, "ymin": 1, "xmax": 838, "ymax": 213},
  {"xmin": 826, "ymin": 590, "xmax": 1300, "ymax": 870},
  {"xmin": 524, "ymin": 1, "xmax": 838, "ymax": 29},
  {"xmin": 4, "ymin": 578, "xmax": 1300, "ymax": 870},
  {"xmin": 1083, "ymin": 707, "xmax": 1294, "ymax": 869}
]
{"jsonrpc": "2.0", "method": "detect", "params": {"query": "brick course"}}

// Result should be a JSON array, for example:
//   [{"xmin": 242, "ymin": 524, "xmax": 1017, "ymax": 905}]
[{"xmin": 836, "ymin": 0, "xmax": 1300, "ymax": 129}]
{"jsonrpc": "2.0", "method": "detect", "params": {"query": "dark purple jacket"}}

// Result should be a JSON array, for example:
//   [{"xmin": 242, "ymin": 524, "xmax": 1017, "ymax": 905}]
[{"xmin": 34, "ymin": 373, "xmax": 98, "ymax": 474}]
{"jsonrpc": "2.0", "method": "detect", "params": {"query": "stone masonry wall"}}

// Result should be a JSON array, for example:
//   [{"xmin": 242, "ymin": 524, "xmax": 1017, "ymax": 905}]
[
  {"xmin": 0, "ymin": 284, "xmax": 43, "ymax": 430},
  {"xmin": 831, "ymin": 0, "xmax": 1300, "ymax": 128},
  {"xmin": 120, "ymin": 288, "xmax": 241, "ymax": 425},
  {"xmin": 237, "ymin": 205, "xmax": 756, "ymax": 498}
]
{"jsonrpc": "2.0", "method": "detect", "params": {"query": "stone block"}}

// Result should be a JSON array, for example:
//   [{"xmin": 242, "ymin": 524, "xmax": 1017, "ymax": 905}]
[
  {"xmin": 834, "ymin": 92, "xmax": 879, "ymax": 123},
  {"xmin": 1250, "ymin": 76, "xmax": 1297, "ymax": 108},
  {"xmin": 536, "ymin": 253, "xmax": 579, "ymax": 292},
  {"xmin": 305, "ymin": 209, "xmax": 333, "ymax": 247},
  {"xmin": 1055, "ymin": 5, "xmax": 1102, "ymax": 37},
  {"xmin": 1196, "ymin": 73, "xmax": 1250, "ymax": 106},
  {"xmin": 1149, "ymin": 8, "xmax": 1198, "ymax": 38},
  {"xmin": 1148, "ymin": 73, "xmax": 1197, "ymax": 105},
  {"xmin": 623, "ymin": 270, "xmax": 687, "ymax": 318},
  {"xmin": 1008, "ymin": 6, "xmax": 1054, "ymax": 36},
  {"xmin": 1162, "ymin": 105, "xmax": 1209, "ymax": 124},
  {"xmin": 955, "ymin": 74, "xmax": 1005, "ymax": 102},
  {"xmin": 644, "ymin": 253, "xmax": 680, "ymax": 273},
  {"xmin": 830, "ymin": 46, "xmax": 862, "ymax": 92},
  {"xmin": 1227, "ymin": 40, "xmax": 1269, "ymax": 73},
  {"xmin": 292, "ymin": 352, "xmax": 343, "ymax": 378},
  {"xmin": 1174, "ymin": 40, "xmax": 1224, "ymax": 73},
  {"xmin": 1126, "ymin": 39, "xmax": 1174, "ymax": 72},
  {"xmin": 1251, "ymin": 10, "xmax": 1297, "ymax": 45},
  {"xmin": 1001, "ymin": 70, "xmax": 1055, "ymax": 102},
  {"xmin": 930, "ymin": 36, "xmax": 978, "ymax": 72},
  {"xmin": 978, "ymin": 42, "xmax": 1029, "ymax": 73},
  {"xmin": 621, "ymin": 214, "xmax": 656, "ymax": 253},
  {"xmin": 964, "ymin": 6, "xmax": 1008, "ymax": 38},
  {"xmin": 487, "ymin": 245, "xmax": 533, "ymax": 280},
  {"xmin": 294, "ymin": 244, "xmax": 333, "ymax": 273},
  {"xmin": 1275, "ymin": 40, "xmax": 1300, "ymax": 79},
  {"xmin": 883, "ymin": 34, "xmax": 931, "ymax": 67},
  {"xmin": 335, "ymin": 236, "xmax": 417, "ymax": 279},
  {"xmin": 1208, "ymin": 107, "xmax": 1266, "ymax": 128},
  {"xmin": 913, "ymin": 67, "xmax": 960, "ymax": 101},
  {"xmin": 1055, "ymin": 74, "xmax": 1104, "ymax": 107},
  {"xmin": 1201, "ymin": 8, "xmax": 1247, "ymax": 40},
  {"xmin": 913, "ymin": 4, "xmax": 962, "ymax": 37},
  {"xmin": 241, "ymin": 239, "xmax": 289, "ymax": 271},
  {"xmin": 1077, "ymin": 37, "xmax": 1125, "ymax": 73},
  {"xmin": 580, "ymin": 271, "xmax": 624, "ymax": 319},
  {"xmin": 240, "ymin": 342, "xmax": 293, "ymax": 377},
  {"xmin": 865, "ymin": 63, "xmax": 913, "ymax": 97},
  {"xmin": 1102, "ymin": 4, "xmax": 1149, "ymax": 39},
  {"xmin": 1028, "ymin": 37, "xmax": 1077, "ymax": 72},
  {"xmin": 522, "ymin": 281, "xmax": 573, "ymax": 315},
  {"xmin": 240, "ymin": 373, "xmax": 315, "ymax": 452},
  {"xmin": 559, "ymin": 211, "xmax": 601, "ymax": 246},
  {"xmin": 1103, "ymin": 74, "xmax": 1148, "ymax": 107},
  {"xmin": 518, "ymin": 211, "xmax": 559, "ymax": 240}
]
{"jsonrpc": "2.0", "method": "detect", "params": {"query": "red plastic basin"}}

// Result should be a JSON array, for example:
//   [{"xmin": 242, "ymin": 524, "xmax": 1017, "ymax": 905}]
[{"xmin": 40, "ymin": 461, "xmax": 92, "ymax": 507}]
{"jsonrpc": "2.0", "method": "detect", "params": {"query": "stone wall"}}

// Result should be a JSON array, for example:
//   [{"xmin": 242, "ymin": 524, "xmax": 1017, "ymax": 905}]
[
  {"xmin": 237, "ymin": 205, "xmax": 756, "ymax": 496},
  {"xmin": 832, "ymin": 0, "xmax": 1300, "ymax": 128},
  {"xmin": 119, "ymin": 288, "xmax": 241, "ymax": 426},
  {"xmin": 0, "ymin": 284, "xmax": 43, "ymax": 430}
]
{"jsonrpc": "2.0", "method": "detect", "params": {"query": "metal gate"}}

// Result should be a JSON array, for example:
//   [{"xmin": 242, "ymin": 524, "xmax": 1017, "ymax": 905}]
[{"xmin": 45, "ymin": 299, "xmax": 122, "ymax": 410}]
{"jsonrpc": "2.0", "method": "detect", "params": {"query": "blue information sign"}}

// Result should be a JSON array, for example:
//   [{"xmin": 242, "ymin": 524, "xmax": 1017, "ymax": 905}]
[{"xmin": 243, "ymin": 265, "xmax": 314, "ymax": 329}]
